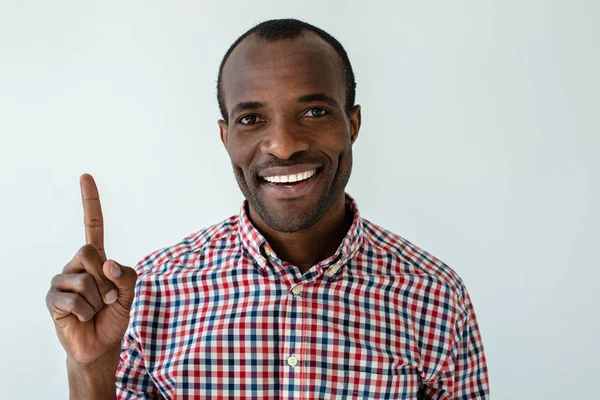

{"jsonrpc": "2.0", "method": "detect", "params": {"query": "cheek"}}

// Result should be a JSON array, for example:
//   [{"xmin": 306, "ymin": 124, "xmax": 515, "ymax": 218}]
[
  {"xmin": 227, "ymin": 139, "xmax": 263, "ymax": 186},
  {"xmin": 227, "ymin": 138, "xmax": 255, "ymax": 169},
  {"xmin": 321, "ymin": 131, "xmax": 351, "ymax": 166}
]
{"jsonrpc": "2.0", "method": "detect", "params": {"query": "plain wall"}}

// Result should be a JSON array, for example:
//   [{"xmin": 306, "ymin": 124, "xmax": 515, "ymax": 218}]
[{"xmin": 1, "ymin": 1, "xmax": 598, "ymax": 398}]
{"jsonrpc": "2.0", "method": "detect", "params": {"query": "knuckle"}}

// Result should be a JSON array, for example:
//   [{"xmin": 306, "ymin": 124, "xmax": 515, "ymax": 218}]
[
  {"xmin": 63, "ymin": 293, "xmax": 77, "ymax": 309},
  {"xmin": 45, "ymin": 289, "xmax": 55, "ymax": 306},
  {"xmin": 80, "ymin": 273, "xmax": 97, "ymax": 293},
  {"xmin": 50, "ymin": 274, "xmax": 62, "ymax": 287},
  {"xmin": 62, "ymin": 262, "xmax": 73, "ymax": 274},
  {"xmin": 85, "ymin": 217, "xmax": 103, "ymax": 229},
  {"xmin": 78, "ymin": 244, "xmax": 95, "ymax": 258}
]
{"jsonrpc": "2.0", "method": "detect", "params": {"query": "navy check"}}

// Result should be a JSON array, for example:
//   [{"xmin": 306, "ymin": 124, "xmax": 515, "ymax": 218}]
[{"xmin": 115, "ymin": 194, "xmax": 489, "ymax": 399}]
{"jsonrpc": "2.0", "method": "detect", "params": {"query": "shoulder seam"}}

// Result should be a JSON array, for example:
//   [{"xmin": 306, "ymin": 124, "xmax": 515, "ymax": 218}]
[
  {"xmin": 134, "ymin": 216, "xmax": 238, "ymax": 275},
  {"xmin": 361, "ymin": 218, "xmax": 468, "ymax": 303}
]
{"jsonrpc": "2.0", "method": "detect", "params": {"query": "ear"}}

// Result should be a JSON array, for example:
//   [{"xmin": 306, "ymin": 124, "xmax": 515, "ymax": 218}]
[
  {"xmin": 218, "ymin": 119, "xmax": 229, "ymax": 148},
  {"xmin": 348, "ymin": 105, "xmax": 362, "ymax": 144}
]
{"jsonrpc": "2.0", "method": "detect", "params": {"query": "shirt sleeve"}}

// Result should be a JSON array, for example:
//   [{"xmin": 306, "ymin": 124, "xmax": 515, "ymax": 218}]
[
  {"xmin": 115, "ymin": 325, "xmax": 163, "ymax": 399},
  {"xmin": 419, "ymin": 288, "xmax": 490, "ymax": 399},
  {"xmin": 114, "ymin": 257, "xmax": 163, "ymax": 399}
]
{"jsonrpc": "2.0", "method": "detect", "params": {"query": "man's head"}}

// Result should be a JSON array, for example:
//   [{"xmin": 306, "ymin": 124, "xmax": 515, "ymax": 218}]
[{"xmin": 218, "ymin": 19, "xmax": 361, "ymax": 233}]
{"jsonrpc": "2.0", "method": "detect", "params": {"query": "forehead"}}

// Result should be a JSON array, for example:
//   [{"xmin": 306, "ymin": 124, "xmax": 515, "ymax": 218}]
[{"xmin": 221, "ymin": 33, "xmax": 344, "ymax": 112}]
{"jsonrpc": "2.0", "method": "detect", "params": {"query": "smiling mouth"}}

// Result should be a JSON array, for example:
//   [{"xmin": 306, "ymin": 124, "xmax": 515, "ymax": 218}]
[
  {"xmin": 257, "ymin": 168, "xmax": 324, "ymax": 200},
  {"xmin": 261, "ymin": 168, "xmax": 321, "ymax": 187}
]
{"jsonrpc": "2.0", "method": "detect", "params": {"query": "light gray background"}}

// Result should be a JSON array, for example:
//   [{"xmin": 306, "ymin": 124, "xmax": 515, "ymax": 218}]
[{"xmin": 1, "ymin": 1, "xmax": 598, "ymax": 399}]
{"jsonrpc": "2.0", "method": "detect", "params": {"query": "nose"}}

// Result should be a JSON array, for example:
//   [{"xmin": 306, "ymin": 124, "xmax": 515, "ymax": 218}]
[{"xmin": 260, "ymin": 119, "xmax": 310, "ymax": 160}]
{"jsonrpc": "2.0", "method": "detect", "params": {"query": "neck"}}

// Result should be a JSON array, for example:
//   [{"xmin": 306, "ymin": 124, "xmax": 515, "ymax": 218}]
[{"xmin": 248, "ymin": 194, "xmax": 352, "ymax": 274}]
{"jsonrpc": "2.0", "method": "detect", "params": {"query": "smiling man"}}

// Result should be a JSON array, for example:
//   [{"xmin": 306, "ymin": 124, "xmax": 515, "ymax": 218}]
[
  {"xmin": 46, "ymin": 19, "xmax": 489, "ymax": 399},
  {"xmin": 217, "ymin": 25, "xmax": 360, "ymax": 275}
]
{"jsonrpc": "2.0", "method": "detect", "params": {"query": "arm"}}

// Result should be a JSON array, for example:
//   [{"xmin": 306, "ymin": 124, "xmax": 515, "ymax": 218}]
[
  {"xmin": 115, "ymin": 325, "xmax": 163, "ymax": 399},
  {"xmin": 65, "ymin": 323, "xmax": 163, "ymax": 400},
  {"xmin": 114, "ymin": 255, "xmax": 164, "ymax": 399},
  {"xmin": 451, "ymin": 290, "xmax": 489, "ymax": 398},
  {"xmin": 46, "ymin": 175, "xmax": 160, "ymax": 400},
  {"xmin": 67, "ymin": 350, "xmax": 119, "ymax": 400},
  {"xmin": 419, "ymin": 289, "xmax": 489, "ymax": 399}
]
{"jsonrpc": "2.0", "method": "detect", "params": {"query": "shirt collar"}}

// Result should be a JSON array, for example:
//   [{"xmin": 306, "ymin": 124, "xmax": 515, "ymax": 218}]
[{"xmin": 238, "ymin": 193, "xmax": 364, "ymax": 279}]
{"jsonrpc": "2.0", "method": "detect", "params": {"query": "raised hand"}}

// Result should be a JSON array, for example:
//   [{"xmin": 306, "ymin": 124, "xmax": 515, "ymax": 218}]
[{"xmin": 46, "ymin": 174, "xmax": 137, "ymax": 366}]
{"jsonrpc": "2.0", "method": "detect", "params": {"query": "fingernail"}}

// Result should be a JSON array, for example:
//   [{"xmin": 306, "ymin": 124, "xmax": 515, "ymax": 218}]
[
  {"xmin": 111, "ymin": 261, "xmax": 122, "ymax": 277},
  {"xmin": 105, "ymin": 289, "xmax": 117, "ymax": 304}
]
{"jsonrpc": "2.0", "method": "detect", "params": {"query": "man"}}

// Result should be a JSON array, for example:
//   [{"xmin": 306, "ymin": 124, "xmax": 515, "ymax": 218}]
[{"xmin": 46, "ymin": 19, "xmax": 489, "ymax": 399}]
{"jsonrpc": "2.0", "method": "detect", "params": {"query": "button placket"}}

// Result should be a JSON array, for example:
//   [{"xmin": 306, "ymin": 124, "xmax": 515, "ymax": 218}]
[{"xmin": 280, "ymin": 282, "xmax": 303, "ymax": 392}]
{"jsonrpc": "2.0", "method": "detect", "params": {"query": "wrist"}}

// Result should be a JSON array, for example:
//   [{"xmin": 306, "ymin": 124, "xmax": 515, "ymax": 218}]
[
  {"xmin": 66, "ymin": 348, "xmax": 120, "ymax": 400},
  {"xmin": 66, "ymin": 347, "xmax": 120, "ymax": 371}
]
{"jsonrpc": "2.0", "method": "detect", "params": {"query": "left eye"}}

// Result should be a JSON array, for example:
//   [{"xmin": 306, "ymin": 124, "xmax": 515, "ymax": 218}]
[
  {"xmin": 239, "ymin": 115, "xmax": 259, "ymax": 125},
  {"xmin": 304, "ymin": 108, "xmax": 328, "ymax": 117}
]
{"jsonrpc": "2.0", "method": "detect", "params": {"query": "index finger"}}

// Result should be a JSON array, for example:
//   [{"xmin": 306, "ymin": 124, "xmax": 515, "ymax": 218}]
[{"xmin": 80, "ymin": 173, "xmax": 106, "ymax": 261}]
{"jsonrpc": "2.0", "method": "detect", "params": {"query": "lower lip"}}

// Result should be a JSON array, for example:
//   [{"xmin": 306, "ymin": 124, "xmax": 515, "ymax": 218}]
[{"xmin": 260, "ymin": 170, "xmax": 322, "ymax": 199}]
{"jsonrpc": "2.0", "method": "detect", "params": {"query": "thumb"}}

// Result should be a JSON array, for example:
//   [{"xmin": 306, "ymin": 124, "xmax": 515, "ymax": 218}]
[{"xmin": 102, "ymin": 260, "xmax": 137, "ymax": 309}]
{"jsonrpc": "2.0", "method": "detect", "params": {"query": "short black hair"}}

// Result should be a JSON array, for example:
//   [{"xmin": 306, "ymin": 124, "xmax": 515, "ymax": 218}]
[{"xmin": 217, "ymin": 18, "xmax": 356, "ymax": 123}]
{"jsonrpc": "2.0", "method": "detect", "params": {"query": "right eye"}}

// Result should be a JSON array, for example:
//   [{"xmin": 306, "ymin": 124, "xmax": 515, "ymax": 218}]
[{"xmin": 238, "ymin": 115, "xmax": 262, "ymax": 125}]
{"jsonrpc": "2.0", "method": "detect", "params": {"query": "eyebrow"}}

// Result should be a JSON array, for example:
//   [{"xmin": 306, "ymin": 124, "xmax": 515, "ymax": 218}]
[
  {"xmin": 298, "ymin": 93, "xmax": 340, "ymax": 110},
  {"xmin": 231, "ymin": 93, "xmax": 341, "ymax": 116},
  {"xmin": 232, "ymin": 101, "xmax": 265, "ymax": 115}
]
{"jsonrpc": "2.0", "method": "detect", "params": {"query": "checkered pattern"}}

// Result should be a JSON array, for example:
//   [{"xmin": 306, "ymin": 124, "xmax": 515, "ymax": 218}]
[{"xmin": 115, "ymin": 194, "xmax": 489, "ymax": 399}]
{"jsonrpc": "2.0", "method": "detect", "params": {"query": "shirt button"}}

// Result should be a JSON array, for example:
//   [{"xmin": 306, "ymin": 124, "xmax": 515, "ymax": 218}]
[
  {"xmin": 327, "ymin": 264, "xmax": 340, "ymax": 277},
  {"xmin": 287, "ymin": 355, "xmax": 299, "ymax": 367},
  {"xmin": 291, "ymin": 286, "xmax": 303, "ymax": 296}
]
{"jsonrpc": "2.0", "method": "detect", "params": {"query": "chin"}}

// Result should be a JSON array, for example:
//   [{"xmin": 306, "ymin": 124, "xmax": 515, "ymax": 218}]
[
  {"xmin": 257, "ymin": 195, "xmax": 330, "ymax": 233},
  {"xmin": 263, "ymin": 213, "xmax": 317, "ymax": 233}
]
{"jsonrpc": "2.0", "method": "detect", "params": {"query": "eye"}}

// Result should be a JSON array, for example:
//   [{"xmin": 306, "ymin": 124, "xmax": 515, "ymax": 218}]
[
  {"xmin": 303, "ymin": 107, "xmax": 329, "ymax": 118},
  {"xmin": 238, "ymin": 114, "xmax": 262, "ymax": 125}
]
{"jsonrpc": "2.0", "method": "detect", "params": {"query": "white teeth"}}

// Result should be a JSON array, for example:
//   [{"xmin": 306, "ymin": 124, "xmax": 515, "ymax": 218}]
[{"xmin": 263, "ymin": 169, "xmax": 317, "ymax": 184}]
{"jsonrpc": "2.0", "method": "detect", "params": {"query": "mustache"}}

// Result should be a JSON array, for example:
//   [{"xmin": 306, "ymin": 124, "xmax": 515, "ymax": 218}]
[{"xmin": 252, "ymin": 155, "xmax": 325, "ymax": 174}]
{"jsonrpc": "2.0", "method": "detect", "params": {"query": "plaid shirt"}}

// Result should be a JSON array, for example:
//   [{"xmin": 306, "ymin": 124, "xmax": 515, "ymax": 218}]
[{"xmin": 116, "ymin": 194, "xmax": 489, "ymax": 399}]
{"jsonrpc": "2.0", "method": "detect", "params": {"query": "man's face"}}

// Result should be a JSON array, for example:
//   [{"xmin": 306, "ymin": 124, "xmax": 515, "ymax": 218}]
[{"xmin": 219, "ymin": 32, "xmax": 361, "ymax": 233}]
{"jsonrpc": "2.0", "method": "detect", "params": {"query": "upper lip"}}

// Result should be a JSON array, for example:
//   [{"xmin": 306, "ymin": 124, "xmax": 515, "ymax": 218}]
[{"xmin": 258, "ymin": 163, "xmax": 322, "ymax": 178}]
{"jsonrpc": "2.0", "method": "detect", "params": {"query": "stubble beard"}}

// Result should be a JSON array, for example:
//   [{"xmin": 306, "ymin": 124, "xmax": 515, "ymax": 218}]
[{"xmin": 233, "ymin": 150, "xmax": 353, "ymax": 233}]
